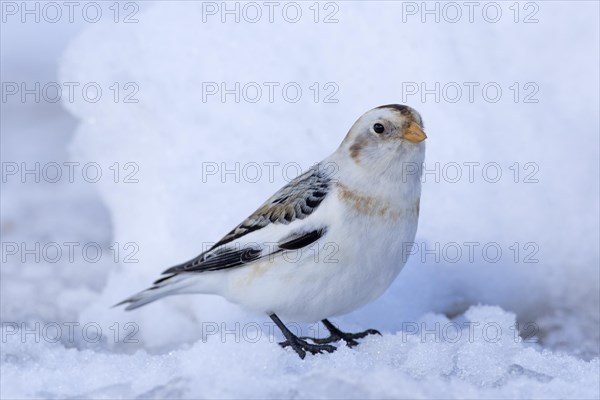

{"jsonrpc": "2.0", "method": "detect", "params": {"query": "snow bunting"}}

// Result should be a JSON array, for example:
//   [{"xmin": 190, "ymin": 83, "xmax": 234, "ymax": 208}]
[{"xmin": 117, "ymin": 104, "xmax": 427, "ymax": 358}]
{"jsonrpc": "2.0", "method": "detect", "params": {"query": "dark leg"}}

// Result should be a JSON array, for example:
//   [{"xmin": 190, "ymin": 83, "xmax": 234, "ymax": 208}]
[
  {"xmin": 269, "ymin": 314, "xmax": 336, "ymax": 359},
  {"xmin": 306, "ymin": 319, "xmax": 381, "ymax": 347}
]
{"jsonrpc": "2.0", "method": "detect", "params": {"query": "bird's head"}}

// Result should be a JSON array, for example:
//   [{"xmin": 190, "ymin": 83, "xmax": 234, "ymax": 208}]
[{"xmin": 337, "ymin": 104, "xmax": 427, "ymax": 180}]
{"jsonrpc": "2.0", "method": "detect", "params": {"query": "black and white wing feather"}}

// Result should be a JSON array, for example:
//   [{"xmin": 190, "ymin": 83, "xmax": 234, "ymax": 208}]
[{"xmin": 157, "ymin": 165, "xmax": 331, "ymax": 280}]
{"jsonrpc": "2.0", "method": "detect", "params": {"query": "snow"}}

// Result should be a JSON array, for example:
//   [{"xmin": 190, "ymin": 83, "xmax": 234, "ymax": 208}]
[
  {"xmin": 2, "ymin": 1, "xmax": 599, "ymax": 398},
  {"xmin": 3, "ymin": 306, "xmax": 599, "ymax": 399}
]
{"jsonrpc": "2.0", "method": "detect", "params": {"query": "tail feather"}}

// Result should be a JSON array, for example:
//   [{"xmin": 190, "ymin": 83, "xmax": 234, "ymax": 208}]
[{"xmin": 114, "ymin": 274, "xmax": 194, "ymax": 311}]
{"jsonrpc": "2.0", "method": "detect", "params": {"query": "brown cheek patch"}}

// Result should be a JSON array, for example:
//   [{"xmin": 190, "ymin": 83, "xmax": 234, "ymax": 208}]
[{"xmin": 349, "ymin": 136, "xmax": 368, "ymax": 163}]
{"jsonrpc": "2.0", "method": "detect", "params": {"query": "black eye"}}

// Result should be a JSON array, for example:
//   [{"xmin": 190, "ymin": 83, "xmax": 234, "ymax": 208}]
[{"xmin": 373, "ymin": 123, "xmax": 385, "ymax": 134}]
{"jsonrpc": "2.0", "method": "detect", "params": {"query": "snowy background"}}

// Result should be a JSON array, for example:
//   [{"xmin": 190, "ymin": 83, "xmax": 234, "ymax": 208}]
[{"xmin": 1, "ymin": 1, "xmax": 599, "ymax": 398}]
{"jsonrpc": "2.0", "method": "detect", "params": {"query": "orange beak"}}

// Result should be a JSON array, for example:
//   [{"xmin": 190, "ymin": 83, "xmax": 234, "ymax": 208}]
[{"xmin": 403, "ymin": 123, "xmax": 427, "ymax": 143}]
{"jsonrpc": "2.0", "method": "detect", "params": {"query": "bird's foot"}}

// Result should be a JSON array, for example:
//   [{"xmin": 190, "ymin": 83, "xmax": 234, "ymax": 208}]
[
  {"xmin": 304, "ymin": 325, "xmax": 381, "ymax": 347},
  {"xmin": 279, "ymin": 336, "xmax": 336, "ymax": 359}
]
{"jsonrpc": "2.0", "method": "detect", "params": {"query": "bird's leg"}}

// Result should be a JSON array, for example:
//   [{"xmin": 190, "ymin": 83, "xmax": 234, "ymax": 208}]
[
  {"xmin": 269, "ymin": 314, "xmax": 336, "ymax": 359},
  {"xmin": 305, "ymin": 319, "xmax": 381, "ymax": 347}
]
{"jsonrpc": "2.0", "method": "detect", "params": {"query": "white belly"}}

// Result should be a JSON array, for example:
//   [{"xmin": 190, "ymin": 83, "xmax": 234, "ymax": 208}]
[{"xmin": 220, "ymin": 200, "xmax": 420, "ymax": 322}]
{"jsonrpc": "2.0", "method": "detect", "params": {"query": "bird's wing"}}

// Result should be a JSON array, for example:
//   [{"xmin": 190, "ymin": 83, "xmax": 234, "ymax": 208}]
[{"xmin": 156, "ymin": 165, "xmax": 332, "ymax": 281}]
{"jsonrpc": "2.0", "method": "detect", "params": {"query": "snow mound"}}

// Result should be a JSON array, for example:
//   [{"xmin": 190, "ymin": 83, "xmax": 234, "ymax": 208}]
[{"xmin": 2, "ymin": 306, "xmax": 598, "ymax": 399}]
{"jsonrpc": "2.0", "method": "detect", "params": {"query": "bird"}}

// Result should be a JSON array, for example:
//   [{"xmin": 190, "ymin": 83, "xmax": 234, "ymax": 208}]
[{"xmin": 116, "ymin": 104, "xmax": 427, "ymax": 359}]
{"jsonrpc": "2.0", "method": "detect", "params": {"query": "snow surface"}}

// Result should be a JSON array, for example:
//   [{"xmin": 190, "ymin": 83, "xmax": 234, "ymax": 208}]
[
  {"xmin": 2, "ymin": 1, "xmax": 599, "ymax": 398},
  {"xmin": 3, "ymin": 306, "xmax": 599, "ymax": 399}
]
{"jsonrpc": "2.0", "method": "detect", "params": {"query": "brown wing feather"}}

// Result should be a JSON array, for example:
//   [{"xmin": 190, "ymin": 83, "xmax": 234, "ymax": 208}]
[{"xmin": 212, "ymin": 165, "xmax": 331, "ymax": 248}]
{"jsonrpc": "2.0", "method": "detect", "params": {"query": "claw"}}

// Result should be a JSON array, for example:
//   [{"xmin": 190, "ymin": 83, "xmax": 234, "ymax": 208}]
[
  {"xmin": 269, "ymin": 314, "xmax": 379, "ymax": 359},
  {"xmin": 280, "ymin": 337, "xmax": 336, "ymax": 359},
  {"xmin": 311, "ymin": 321, "xmax": 382, "ymax": 347}
]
